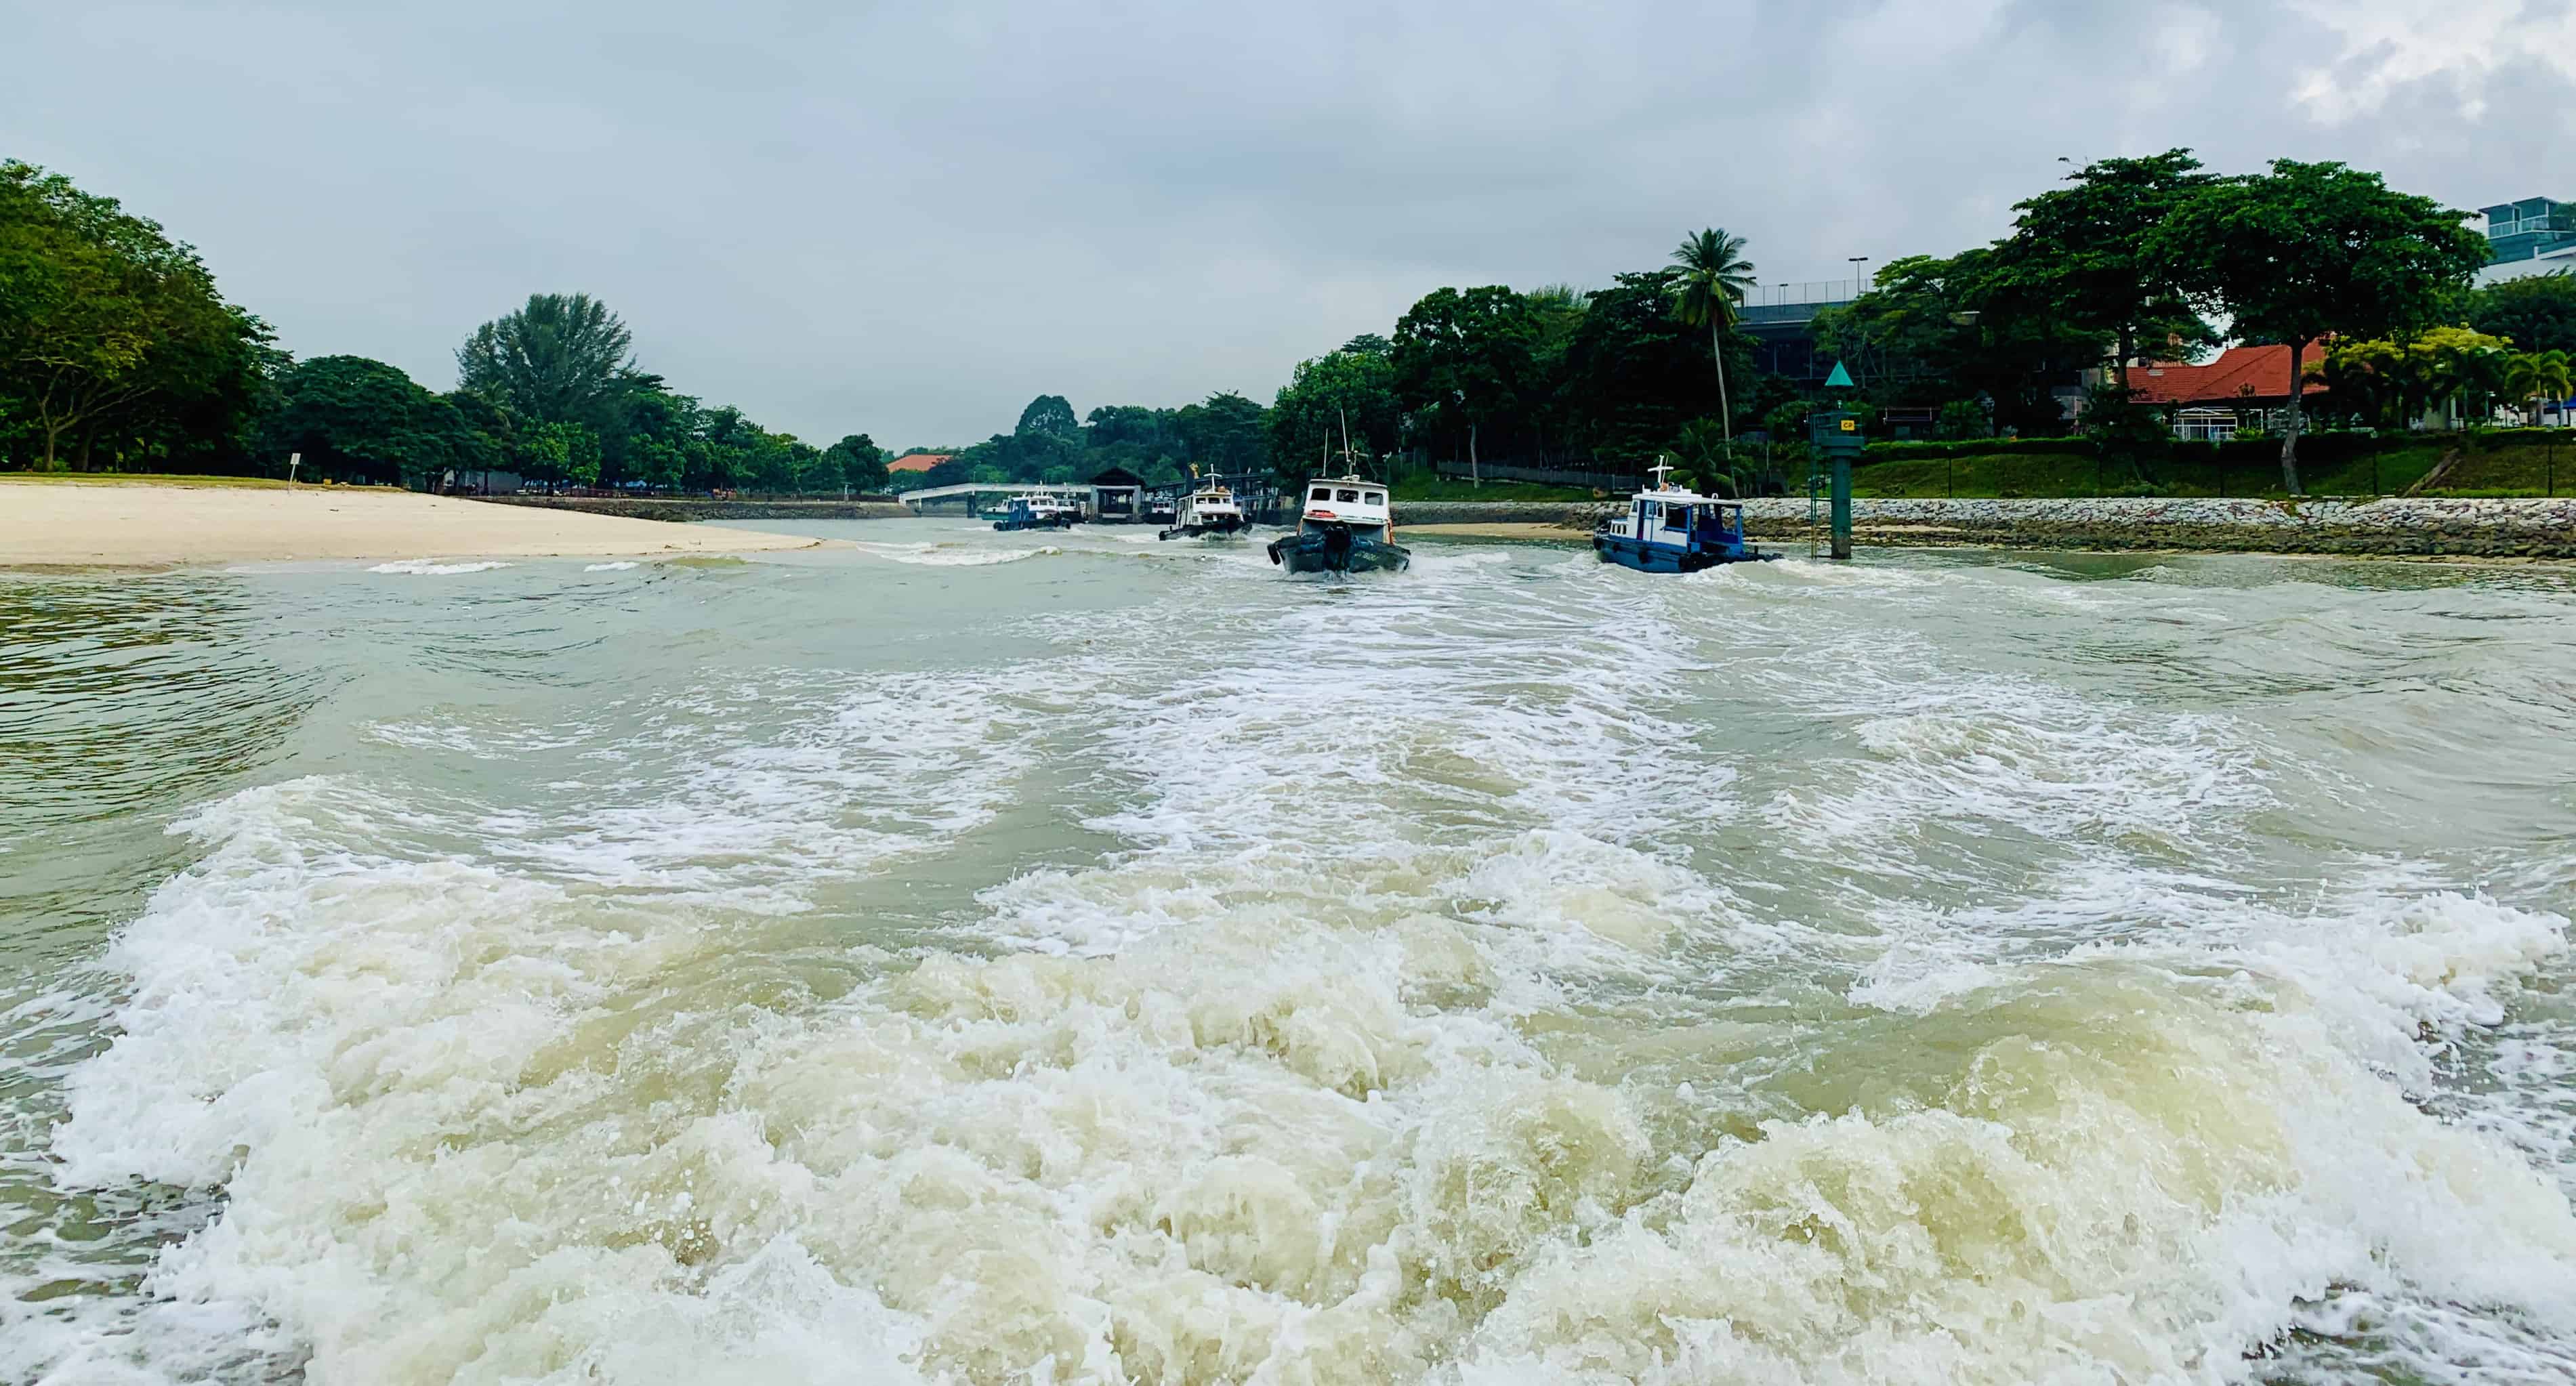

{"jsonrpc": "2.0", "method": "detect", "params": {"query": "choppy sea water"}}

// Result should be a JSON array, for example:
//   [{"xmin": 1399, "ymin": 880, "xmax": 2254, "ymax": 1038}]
[{"xmin": 3, "ymin": 518, "xmax": 2573, "ymax": 1385}]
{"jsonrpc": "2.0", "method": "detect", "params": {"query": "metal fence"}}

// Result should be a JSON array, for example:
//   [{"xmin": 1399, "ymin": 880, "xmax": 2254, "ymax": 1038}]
[{"xmin": 1432, "ymin": 460, "xmax": 1642, "ymax": 492}]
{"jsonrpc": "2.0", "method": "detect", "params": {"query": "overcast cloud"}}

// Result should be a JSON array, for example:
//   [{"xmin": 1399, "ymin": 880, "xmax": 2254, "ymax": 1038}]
[{"xmin": 7, "ymin": 0, "xmax": 2573, "ymax": 447}]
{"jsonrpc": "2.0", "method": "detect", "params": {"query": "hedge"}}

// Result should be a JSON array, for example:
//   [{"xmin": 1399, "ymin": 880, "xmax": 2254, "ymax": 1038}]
[{"xmin": 1863, "ymin": 436, "xmax": 2092, "ymax": 461}]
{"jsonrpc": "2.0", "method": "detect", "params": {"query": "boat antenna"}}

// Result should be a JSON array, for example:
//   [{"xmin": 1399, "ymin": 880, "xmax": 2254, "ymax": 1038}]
[{"xmin": 1337, "ymin": 406, "xmax": 1354, "ymax": 478}]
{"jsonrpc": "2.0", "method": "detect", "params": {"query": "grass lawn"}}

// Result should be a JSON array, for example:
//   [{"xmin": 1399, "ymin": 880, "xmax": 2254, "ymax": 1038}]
[
  {"xmin": 1389, "ymin": 475, "xmax": 1605, "ymax": 503},
  {"xmin": 1845, "ymin": 441, "xmax": 2574, "ymax": 500},
  {"xmin": 1, "ymin": 471, "xmax": 295, "ymax": 490}
]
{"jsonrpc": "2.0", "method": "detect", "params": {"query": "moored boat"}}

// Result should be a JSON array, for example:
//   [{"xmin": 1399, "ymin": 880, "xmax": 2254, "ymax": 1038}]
[
  {"xmin": 1268, "ymin": 473, "xmax": 1409, "ymax": 574},
  {"xmin": 1592, "ymin": 465, "xmax": 1769, "ymax": 572}
]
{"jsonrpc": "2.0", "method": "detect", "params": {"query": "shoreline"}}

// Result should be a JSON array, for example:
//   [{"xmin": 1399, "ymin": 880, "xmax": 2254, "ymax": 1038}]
[
  {"xmin": 1397, "ymin": 497, "xmax": 2576, "ymax": 560},
  {"xmin": 0, "ymin": 481, "xmax": 831, "ymax": 569}
]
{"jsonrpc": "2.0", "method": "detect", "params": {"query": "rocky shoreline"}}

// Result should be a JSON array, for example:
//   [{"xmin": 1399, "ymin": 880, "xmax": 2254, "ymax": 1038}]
[{"xmin": 1400, "ymin": 497, "xmax": 2576, "ymax": 560}]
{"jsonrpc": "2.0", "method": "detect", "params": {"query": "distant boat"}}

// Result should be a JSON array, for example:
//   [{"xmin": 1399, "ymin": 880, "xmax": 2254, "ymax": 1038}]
[
  {"xmin": 1161, "ymin": 482, "xmax": 1247, "ymax": 539},
  {"xmin": 1143, "ymin": 496, "xmax": 1177, "ymax": 528},
  {"xmin": 1268, "ymin": 471, "xmax": 1409, "ymax": 574},
  {"xmin": 992, "ymin": 494, "xmax": 1073, "ymax": 531},
  {"xmin": 1592, "ymin": 464, "xmax": 1769, "ymax": 572}
]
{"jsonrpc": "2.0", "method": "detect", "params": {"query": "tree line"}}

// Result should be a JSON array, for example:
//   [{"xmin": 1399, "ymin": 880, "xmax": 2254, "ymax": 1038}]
[
  {"xmin": 1, "ymin": 159, "xmax": 886, "ymax": 493},
  {"xmin": 9, "ymin": 152, "xmax": 2553, "ymax": 498},
  {"xmin": 1266, "ymin": 152, "xmax": 2529, "ymax": 497}
]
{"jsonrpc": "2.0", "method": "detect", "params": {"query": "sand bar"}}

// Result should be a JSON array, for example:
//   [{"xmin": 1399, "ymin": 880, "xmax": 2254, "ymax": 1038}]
[{"xmin": 0, "ymin": 481, "xmax": 826, "ymax": 568}]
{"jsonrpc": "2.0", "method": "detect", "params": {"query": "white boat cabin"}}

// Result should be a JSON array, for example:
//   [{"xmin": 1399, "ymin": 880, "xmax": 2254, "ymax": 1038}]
[
  {"xmin": 1180, "ymin": 485, "xmax": 1243, "ymax": 522},
  {"xmin": 1598, "ymin": 466, "xmax": 1741, "ymax": 547},
  {"xmin": 1300, "ymin": 476, "xmax": 1392, "ymax": 542}
]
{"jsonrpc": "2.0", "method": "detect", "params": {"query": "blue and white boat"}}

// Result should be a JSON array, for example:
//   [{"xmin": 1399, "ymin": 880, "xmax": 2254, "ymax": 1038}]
[
  {"xmin": 1592, "ymin": 465, "xmax": 1768, "ymax": 572},
  {"xmin": 992, "ymin": 494, "xmax": 1073, "ymax": 532}
]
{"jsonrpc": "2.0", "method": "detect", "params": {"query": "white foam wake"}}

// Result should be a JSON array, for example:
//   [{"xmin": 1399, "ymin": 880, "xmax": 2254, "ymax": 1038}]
[{"xmin": 367, "ymin": 558, "xmax": 512, "ymax": 575}]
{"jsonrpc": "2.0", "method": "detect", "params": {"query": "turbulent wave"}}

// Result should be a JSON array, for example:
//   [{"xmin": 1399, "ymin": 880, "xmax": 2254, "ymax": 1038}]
[
  {"xmin": 6, "ymin": 536, "xmax": 2575, "ymax": 1384},
  {"xmin": 365, "ymin": 559, "xmax": 513, "ymax": 575}
]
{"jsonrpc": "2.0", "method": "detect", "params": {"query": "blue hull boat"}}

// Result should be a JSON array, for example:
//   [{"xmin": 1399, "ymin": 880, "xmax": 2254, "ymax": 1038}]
[{"xmin": 1592, "ymin": 466, "xmax": 1770, "ymax": 572}]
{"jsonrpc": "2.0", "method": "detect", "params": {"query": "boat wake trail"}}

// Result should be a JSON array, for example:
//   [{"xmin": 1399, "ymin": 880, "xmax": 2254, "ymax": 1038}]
[{"xmin": 9, "ymin": 547, "xmax": 2576, "ymax": 1383}]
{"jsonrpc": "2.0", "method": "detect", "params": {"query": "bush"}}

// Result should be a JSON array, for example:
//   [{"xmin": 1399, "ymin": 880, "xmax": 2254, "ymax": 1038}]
[{"xmin": 1864, "ymin": 436, "xmax": 2094, "ymax": 461}]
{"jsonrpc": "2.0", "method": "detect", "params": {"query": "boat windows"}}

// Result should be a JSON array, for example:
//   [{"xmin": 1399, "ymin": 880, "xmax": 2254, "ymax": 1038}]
[
  {"xmin": 1663, "ymin": 505, "xmax": 1690, "ymax": 530},
  {"xmin": 1365, "ymin": 491, "xmax": 1384, "ymax": 505},
  {"xmin": 1310, "ymin": 487, "xmax": 1331, "ymax": 501},
  {"xmin": 1337, "ymin": 488, "xmax": 1360, "ymax": 502}
]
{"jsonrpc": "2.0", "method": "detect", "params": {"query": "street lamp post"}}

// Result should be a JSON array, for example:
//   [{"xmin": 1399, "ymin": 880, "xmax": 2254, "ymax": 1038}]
[{"xmin": 1847, "ymin": 255, "xmax": 1870, "ymax": 301}]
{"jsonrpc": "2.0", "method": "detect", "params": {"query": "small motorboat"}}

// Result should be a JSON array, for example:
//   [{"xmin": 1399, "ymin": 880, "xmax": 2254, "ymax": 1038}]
[
  {"xmin": 1268, "ymin": 472, "xmax": 1409, "ymax": 574},
  {"xmin": 1143, "ymin": 496, "xmax": 1178, "ymax": 528},
  {"xmin": 1592, "ymin": 464, "xmax": 1769, "ymax": 572},
  {"xmin": 1161, "ymin": 482, "xmax": 1247, "ymax": 539},
  {"xmin": 992, "ymin": 494, "xmax": 1073, "ymax": 531}
]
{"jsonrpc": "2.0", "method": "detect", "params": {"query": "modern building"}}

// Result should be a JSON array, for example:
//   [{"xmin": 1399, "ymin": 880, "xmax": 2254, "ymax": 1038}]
[
  {"xmin": 2476, "ymin": 197, "xmax": 2576, "ymax": 287},
  {"xmin": 1734, "ymin": 279, "xmax": 1854, "ymax": 385}
]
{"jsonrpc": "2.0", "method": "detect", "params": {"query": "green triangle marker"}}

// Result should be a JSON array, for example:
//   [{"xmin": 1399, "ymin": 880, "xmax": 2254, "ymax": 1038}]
[{"xmin": 1824, "ymin": 361, "xmax": 1855, "ymax": 389}]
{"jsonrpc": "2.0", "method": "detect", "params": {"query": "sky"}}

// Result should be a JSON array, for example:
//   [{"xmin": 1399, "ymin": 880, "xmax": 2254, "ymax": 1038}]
[{"xmin": 7, "ymin": 0, "xmax": 2575, "ymax": 449}]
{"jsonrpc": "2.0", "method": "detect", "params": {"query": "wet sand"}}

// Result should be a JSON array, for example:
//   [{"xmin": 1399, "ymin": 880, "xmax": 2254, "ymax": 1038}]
[{"xmin": 0, "ymin": 481, "xmax": 827, "ymax": 568}]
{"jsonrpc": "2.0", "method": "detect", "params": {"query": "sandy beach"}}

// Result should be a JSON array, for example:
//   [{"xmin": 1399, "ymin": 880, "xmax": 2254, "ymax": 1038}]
[{"xmin": 0, "ymin": 481, "xmax": 827, "ymax": 568}]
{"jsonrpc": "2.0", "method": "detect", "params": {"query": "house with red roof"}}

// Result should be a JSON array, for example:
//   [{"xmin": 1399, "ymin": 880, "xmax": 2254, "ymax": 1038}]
[
  {"xmin": 2124, "ymin": 342, "xmax": 2328, "ymax": 440},
  {"xmin": 888, "ymin": 452, "xmax": 953, "ymax": 475}
]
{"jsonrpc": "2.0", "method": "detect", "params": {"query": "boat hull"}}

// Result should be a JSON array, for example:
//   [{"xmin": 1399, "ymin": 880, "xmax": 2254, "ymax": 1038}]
[
  {"xmin": 1592, "ymin": 532, "xmax": 1764, "ymax": 572},
  {"xmin": 1268, "ymin": 527, "xmax": 1410, "ymax": 574}
]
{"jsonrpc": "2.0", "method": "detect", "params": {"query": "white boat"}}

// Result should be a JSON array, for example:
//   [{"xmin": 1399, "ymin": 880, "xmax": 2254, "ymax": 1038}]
[
  {"xmin": 1161, "ymin": 482, "xmax": 1247, "ymax": 539},
  {"xmin": 1266, "ymin": 472, "xmax": 1409, "ymax": 574},
  {"xmin": 992, "ymin": 493, "xmax": 1074, "ymax": 531},
  {"xmin": 1591, "ymin": 464, "xmax": 1767, "ymax": 572}
]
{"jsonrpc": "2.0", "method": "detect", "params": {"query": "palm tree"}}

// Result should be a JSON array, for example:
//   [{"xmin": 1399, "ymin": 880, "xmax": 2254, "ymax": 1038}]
[
  {"xmin": 1668, "ymin": 229, "xmax": 1756, "ymax": 444},
  {"xmin": 2506, "ymin": 349, "xmax": 2574, "ymax": 425}
]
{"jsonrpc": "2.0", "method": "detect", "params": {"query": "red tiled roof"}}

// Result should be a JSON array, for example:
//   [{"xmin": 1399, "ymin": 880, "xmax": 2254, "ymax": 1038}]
[
  {"xmin": 2127, "ymin": 341, "xmax": 2328, "ymax": 405},
  {"xmin": 888, "ymin": 453, "xmax": 953, "ymax": 473}
]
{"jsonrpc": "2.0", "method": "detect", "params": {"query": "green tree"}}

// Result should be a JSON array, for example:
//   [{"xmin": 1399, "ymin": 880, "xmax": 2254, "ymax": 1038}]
[
  {"xmin": 1015, "ymin": 394, "xmax": 1080, "ymax": 440},
  {"xmin": 1667, "ymin": 228, "xmax": 1755, "ymax": 443},
  {"xmin": 2503, "ymin": 350, "xmax": 2573, "ymax": 425},
  {"xmin": 1170, "ymin": 390, "xmax": 1268, "ymax": 473},
  {"xmin": 454, "ymin": 293, "xmax": 638, "ymax": 429},
  {"xmin": 2323, "ymin": 328, "xmax": 2515, "ymax": 428},
  {"xmin": 1391, "ymin": 285, "xmax": 1541, "ymax": 466},
  {"xmin": 1669, "ymin": 417, "xmax": 1747, "ymax": 497},
  {"xmin": 1560, "ymin": 270, "xmax": 1744, "ymax": 467},
  {"xmin": 2159, "ymin": 161, "xmax": 2490, "ymax": 492},
  {"xmin": 1268, "ymin": 346, "xmax": 1400, "ymax": 476},
  {"xmin": 2469, "ymin": 274, "xmax": 2576, "ymax": 356},
  {"xmin": 1985, "ymin": 151, "xmax": 2218, "ymax": 389},
  {"xmin": 559, "ymin": 421, "xmax": 603, "ymax": 488},
  {"xmin": 1811, "ymin": 251, "xmax": 2106, "ymax": 432},
  {"xmin": 826, "ymin": 433, "xmax": 888, "ymax": 492},
  {"xmin": 261, "ymin": 355, "xmax": 456, "ymax": 486},
  {"xmin": 0, "ymin": 160, "xmax": 272, "ymax": 471}
]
